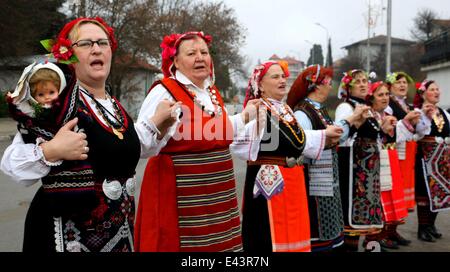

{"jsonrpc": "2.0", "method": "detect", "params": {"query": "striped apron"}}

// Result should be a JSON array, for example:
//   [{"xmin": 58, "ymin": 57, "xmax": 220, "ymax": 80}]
[{"xmin": 134, "ymin": 78, "xmax": 242, "ymax": 252}]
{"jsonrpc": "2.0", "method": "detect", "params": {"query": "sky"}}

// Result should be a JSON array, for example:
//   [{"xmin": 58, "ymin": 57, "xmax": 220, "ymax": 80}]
[{"xmin": 221, "ymin": 0, "xmax": 450, "ymax": 68}]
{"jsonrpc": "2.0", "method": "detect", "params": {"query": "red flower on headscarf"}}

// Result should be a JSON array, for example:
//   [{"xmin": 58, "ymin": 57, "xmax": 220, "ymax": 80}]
[
  {"xmin": 160, "ymin": 31, "xmax": 212, "ymax": 78},
  {"xmin": 51, "ymin": 38, "xmax": 74, "ymax": 61}
]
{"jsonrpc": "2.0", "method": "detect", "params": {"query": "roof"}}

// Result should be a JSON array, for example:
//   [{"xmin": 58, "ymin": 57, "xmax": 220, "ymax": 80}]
[
  {"xmin": 268, "ymin": 54, "xmax": 303, "ymax": 65},
  {"xmin": 432, "ymin": 19, "xmax": 450, "ymax": 29},
  {"xmin": 342, "ymin": 35, "xmax": 415, "ymax": 49}
]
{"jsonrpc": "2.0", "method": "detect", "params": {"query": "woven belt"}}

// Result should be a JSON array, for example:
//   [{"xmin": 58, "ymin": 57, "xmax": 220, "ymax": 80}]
[
  {"xmin": 248, "ymin": 155, "xmax": 303, "ymax": 168},
  {"xmin": 382, "ymin": 143, "xmax": 396, "ymax": 150},
  {"xmin": 419, "ymin": 136, "xmax": 436, "ymax": 143}
]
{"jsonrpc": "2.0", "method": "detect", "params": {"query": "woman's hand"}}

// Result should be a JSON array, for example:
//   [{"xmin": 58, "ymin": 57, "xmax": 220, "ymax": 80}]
[
  {"xmin": 347, "ymin": 105, "xmax": 370, "ymax": 128},
  {"xmin": 40, "ymin": 118, "xmax": 89, "ymax": 161},
  {"xmin": 403, "ymin": 110, "xmax": 421, "ymax": 126},
  {"xmin": 150, "ymin": 99, "xmax": 183, "ymax": 140},
  {"xmin": 324, "ymin": 125, "xmax": 344, "ymax": 147},
  {"xmin": 381, "ymin": 116, "xmax": 397, "ymax": 137},
  {"xmin": 422, "ymin": 103, "xmax": 437, "ymax": 120},
  {"xmin": 241, "ymin": 99, "xmax": 262, "ymax": 124}
]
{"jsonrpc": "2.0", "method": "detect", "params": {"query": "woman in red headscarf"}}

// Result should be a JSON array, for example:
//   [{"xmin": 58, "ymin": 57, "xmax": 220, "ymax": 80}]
[
  {"xmin": 363, "ymin": 82, "xmax": 412, "ymax": 251},
  {"xmin": 0, "ymin": 17, "xmax": 181, "ymax": 252},
  {"xmin": 334, "ymin": 70, "xmax": 386, "ymax": 251},
  {"xmin": 239, "ymin": 61, "xmax": 343, "ymax": 252},
  {"xmin": 133, "ymin": 32, "xmax": 260, "ymax": 252},
  {"xmin": 287, "ymin": 65, "xmax": 368, "ymax": 252},
  {"xmin": 413, "ymin": 80, "xmax": 450, "ymax": 243}
]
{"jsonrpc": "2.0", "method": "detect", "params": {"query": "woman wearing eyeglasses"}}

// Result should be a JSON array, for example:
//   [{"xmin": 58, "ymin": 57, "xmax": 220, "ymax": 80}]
[{"xmin": 0, "ymin": 17, "xmax": 178, "ymax": 252}]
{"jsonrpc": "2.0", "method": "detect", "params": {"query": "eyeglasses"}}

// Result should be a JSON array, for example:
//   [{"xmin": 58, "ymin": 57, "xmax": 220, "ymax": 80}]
[{"xmin": 72, "ymin": 39, "xmax": 111, "ymax": 49}]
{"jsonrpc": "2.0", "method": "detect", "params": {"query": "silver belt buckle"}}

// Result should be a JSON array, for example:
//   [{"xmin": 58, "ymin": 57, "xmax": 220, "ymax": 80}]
[
  {"xmin": 297, "ymin": 155, "xmax": 304, "ymax": 166},
  {"xmin": 286, "ymin": 157, "xmax": 297, "ymax": 168}
]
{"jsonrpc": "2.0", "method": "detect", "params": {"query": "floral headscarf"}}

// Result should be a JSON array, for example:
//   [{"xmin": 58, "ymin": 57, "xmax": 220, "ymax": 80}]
[
  {"xmin": 287, "ymin": 64, "xmax": 333, "ymax": 109},
  {"xmin": 365, "ymin": 81, "xmax": 388, "ymax": 105},
  {"xmin": 337, "ymin": 69, "xmax": 377, "ymax": 100},
  {"xmin": 41, "ymin": 17, "xmax": 117, "ymax": 64},
  {"xmin": 160, "ymin": 31, "xmax": 213, "ymax": 79},
  {"xmin": 413, "ymin": 79, "xmax": 435, "ymax": 108},
  {"xmin": 243, "ymin": 61, "xmax": 290, "ymax": 107},
  {"xmin": 385, "ymin": 71, "xmax": 414, "ymax": 86}
]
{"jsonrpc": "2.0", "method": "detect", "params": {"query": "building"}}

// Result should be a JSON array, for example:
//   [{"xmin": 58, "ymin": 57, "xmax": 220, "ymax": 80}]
[
  {"xmin": 342, "ymin": 35, "xmax": 415, "ymax": 64},
  {"xmin": 430, "ymin": 19, "xmax": 450, "ymax": 38},
  {"xmin": 421, "ymin": 29, "xmax": 450, "ymax": 109},
  {"xmin": 0, "ymin": 55, "xmax": 160, "ymax": 119},
  {"xmin": 268, "ymin": 54, "xmax": 305, "ymax": 91},
  {"xmin": 114, "ymin": 55, "xmax": 161, "ymax": 119}
]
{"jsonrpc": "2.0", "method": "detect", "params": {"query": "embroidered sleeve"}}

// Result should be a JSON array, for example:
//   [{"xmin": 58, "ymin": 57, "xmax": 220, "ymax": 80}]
[
  {"xmin": 229, "ymin": 119, "xmax": 263, "ymax": 161},
  {"xmin": 396, "ymin": 120, "xmax": 414, "ymax": 143},
  {"xmin": 135, "ymin": 84, "xmax": 180, "ymax": 158},
  {"xmin": 229, "ymin": 113, "xmax": 246, "ymax": 140},
  {"xmin": 335, "ymin": 103, "xmax": 355, "ymax": 147},
  {"xmin": 414, "ymin": 110, "xmax": 432, "ymax": 140},
  {"xmin": 0, "ymin": 132, "xmax": 50, "ymax": 186}
]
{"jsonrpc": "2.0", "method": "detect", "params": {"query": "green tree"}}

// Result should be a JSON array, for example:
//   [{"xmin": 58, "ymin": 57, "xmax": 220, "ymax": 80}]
[
  {"xmin": 307, "ymin": 44, "xmax": 324, "ymax": 66},
  {"xmin": 326, "ymin": 38, "xmax": 333, "ymax": 67}
]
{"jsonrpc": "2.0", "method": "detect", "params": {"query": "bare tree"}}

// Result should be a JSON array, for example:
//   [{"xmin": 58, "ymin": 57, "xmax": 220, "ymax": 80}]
[
  {"xmin": 410, "ymin": 8, "xmax": 438, "ymax": 42},
  {"xmin": 74, "ymin": 0, "xmax": 245, "ymax": 100}
]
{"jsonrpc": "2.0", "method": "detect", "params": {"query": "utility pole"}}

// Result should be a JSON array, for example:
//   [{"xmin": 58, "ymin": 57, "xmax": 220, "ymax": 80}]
[
  {"xmin": 366, "ymin": 0, "xmax": 372, "ymax": 73},
  {"xmin": 386, "ymin": 0, "xmax": 392, "ymax": 76}
]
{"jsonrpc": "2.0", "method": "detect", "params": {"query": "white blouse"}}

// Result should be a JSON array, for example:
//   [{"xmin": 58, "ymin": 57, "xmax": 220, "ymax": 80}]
[
  {"xmin": 231, "ymin": 98, "xmax": 326, "ymax": 162},
  {"xmin": 1, "ymin": 72, "xmax": 255, "ymax": 185}
]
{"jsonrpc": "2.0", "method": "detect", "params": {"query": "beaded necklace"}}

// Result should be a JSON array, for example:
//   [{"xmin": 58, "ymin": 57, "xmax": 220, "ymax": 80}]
[
  {"xmin": 185, "ymin": 85, "xmax": 222, "ymax": 117},
  {"xmin": 261, "ymin": 97, "xmax": 305, "ymax": 145},
  {"xmin": 80, "ymin": 87, "xmax": 125, "ymax": 140},
  {"xmin": 304, "ymin": 98, "xmax": 333, "ymax": 126}
]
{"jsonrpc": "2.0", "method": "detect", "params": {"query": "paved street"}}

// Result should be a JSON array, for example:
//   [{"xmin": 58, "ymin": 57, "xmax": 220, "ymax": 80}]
[{"xmin": 0, "ymin": 117, "xmax": 449, "ymax": 252}]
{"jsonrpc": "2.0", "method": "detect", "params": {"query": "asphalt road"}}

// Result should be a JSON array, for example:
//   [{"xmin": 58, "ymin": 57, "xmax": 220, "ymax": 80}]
[{"xmin": 0, "ymin": 140, "xmax": 449, "ymax": 252}]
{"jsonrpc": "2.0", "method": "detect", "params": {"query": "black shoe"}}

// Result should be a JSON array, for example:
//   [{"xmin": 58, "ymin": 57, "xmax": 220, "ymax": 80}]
[
  {"xmin": 417, "ymin": 228, "xmax": 436, "ymax": 243},
  {"xmin": 390, "ymin": 231, "xmax": 412, "ymax": 246},
  {"xmin": 379, "ymin": 238, "xmax": 399, "ymax": 249},
  {"xmin": 428, "ymin": 225, "xmax": 443, "ymax": 239}
]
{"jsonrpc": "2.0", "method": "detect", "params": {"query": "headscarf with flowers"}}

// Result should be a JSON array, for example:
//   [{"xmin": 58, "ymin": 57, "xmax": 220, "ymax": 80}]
[
  {"xmin": 243, "ymin": 61, "xmax": 290, "ymax": 107},
  {"xmin": 160, "ymin": 31, "xmax": 213, "ymax": 80},
  {"xmin": 413, "ymin": 79, "xmax": 435, "ymax": 108},
  {"xmin": 385, "ymin": 71, "xmax": 414, "ymax": 87},
  {"xmin": 337, "ymin": 69, "xmax": 377, "ymax": 100},
  {"xmin": 286, "ymin": 65, "xmax": 333, "ymax": 109},
  {"xmin": 41, "ymin": 17, "xmax": 117, "ymax": 64}
]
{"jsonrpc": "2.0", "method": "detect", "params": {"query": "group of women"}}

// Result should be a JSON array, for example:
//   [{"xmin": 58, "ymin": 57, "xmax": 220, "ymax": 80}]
[{"xmin": 1, "ymin": 16, "xmax": 449, "ymax": 252}]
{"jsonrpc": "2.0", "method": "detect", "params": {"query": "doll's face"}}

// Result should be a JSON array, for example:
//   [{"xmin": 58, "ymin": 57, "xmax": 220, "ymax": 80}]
[{"xmin": 33, "ymin": 81, "xmax": 59, "ymax": 106}]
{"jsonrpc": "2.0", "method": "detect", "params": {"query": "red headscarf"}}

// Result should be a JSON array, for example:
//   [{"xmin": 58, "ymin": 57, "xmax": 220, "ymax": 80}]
[
  {"xmin": 243, "ymin": 61, "xmax": 290, "ymax": 107},
  {"xmin": 49, "ymin": 17, "xmax": 117, "ymax": 63},
  {"xmin": 160, "ymin": 31, "xmax": 213, "ymax": 78},
  {"xmin": 366, "ymin": 81, "xmax": 387, "ymax": 105},
  {"xmin": 286, "ymin": 65, "xmax": 333, "ymax": 109}
]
